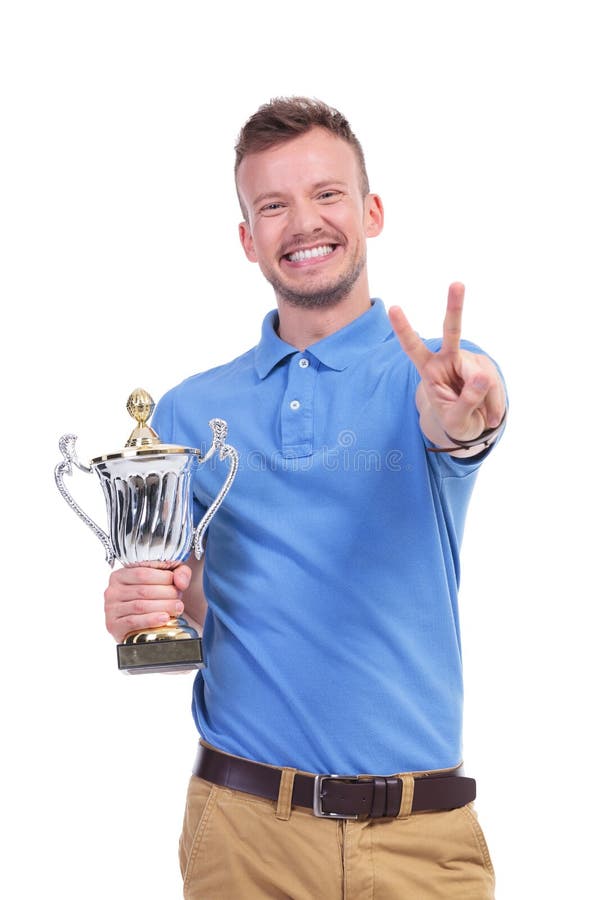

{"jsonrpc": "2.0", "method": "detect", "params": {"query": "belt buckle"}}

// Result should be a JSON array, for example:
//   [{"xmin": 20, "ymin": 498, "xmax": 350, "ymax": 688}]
[{"xmin": 313, "ymin": 774, "xmax": 361, "ymax": 819}]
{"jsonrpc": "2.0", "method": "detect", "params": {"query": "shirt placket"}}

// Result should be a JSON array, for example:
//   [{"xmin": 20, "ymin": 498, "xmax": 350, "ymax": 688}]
[{"xmin": 280, "ymin": 352, "xmax": 318, "ymax": 458}]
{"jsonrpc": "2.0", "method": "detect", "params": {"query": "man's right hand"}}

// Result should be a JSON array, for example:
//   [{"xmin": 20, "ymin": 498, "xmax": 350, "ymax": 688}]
[{"xmin": 104, "ymin": 565, "xmax": 192, "ymax": 644}]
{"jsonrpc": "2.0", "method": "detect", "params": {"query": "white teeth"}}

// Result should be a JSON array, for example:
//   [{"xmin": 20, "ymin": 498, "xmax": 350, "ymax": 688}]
[{"xmin": 288, "ymin": 245, "xmax": 334, "ymax": 262}]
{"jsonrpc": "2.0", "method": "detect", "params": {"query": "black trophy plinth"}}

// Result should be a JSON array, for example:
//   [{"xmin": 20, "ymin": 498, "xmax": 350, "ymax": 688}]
[{"xmin": 117, "ymin": 636, "xmax": 204, "ymax": 674}]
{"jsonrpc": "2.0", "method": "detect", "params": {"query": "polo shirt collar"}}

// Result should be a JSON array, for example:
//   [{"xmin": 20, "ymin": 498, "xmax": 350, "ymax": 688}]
[{"xmin": 254, "ymin": 299, "xmax": 392, "ymax": 379}]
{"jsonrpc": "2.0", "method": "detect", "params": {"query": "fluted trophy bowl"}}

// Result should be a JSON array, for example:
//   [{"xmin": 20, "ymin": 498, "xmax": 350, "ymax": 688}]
[
  {"xmin": 95, "ymin": 452, "xmax": 199, "ymax": 568},
  {"xmin": 55, "ymin": 388, "xmax": 239, "ymax": 674}
]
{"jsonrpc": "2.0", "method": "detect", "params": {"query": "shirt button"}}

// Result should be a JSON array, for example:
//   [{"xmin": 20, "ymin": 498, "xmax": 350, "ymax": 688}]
[
  {"xmin": 290, "ymin": 400, "xmax": 301, "ymax": 410},
  {"xmin": 299, "ymin": 358, "xmax": 310, "ymax": 368}
]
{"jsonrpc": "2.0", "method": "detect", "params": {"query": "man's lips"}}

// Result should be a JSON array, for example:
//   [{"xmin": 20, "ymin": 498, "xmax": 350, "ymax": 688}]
[{"xmin": 281, "ymin": 243, "xmax": 339, "ymax": 267}]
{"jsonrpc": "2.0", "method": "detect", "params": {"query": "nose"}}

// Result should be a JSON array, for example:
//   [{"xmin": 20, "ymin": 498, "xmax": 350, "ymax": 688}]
[{"xmin": 288, "ymin": 198, "xmax": 323, "ymax": 240}]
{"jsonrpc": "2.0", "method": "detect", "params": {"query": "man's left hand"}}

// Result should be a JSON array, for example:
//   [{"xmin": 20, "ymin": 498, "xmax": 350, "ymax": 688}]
[{"xmin": 389, "ymin": 282, "xmax": 506, "ymax": 454}]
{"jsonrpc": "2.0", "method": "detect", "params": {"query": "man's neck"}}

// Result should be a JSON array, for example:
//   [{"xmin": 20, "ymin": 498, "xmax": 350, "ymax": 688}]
[{"xmin": 276, "ymin": 292, "xmax": 372, "ymax": 350}]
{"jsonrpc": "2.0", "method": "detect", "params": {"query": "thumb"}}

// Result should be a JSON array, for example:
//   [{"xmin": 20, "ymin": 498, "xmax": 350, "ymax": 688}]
[
  {"xmin": 173, "ymin": 564, "xmax": 192, "ymax": 592},
  {"xmin": 446, "ymin": 373, "xmax": 490, "ymax": 435}
]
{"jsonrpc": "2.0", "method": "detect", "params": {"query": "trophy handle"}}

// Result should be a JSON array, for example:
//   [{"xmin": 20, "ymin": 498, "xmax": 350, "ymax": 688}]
[
  {"xmin": 54, "ymin": 434, "xmax": 116, "ymax": 567},
  {"xmin": 192, "ymin": 419, "xmax": 239, "ymax": 560}
]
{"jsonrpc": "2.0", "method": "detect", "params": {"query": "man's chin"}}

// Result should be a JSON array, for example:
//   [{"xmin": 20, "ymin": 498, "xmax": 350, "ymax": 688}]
[{"xmin": 267, "ymin": 260, "xmax": 365, "ymax": 310}]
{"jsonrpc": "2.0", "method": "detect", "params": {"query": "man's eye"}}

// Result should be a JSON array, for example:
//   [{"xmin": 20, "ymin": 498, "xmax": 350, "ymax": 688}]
[
  {"xmin": 318, "ymin": 191, "xmax": 340, "ymax": 201},
  {"xmin": 260, "ymin": 202, "xmax": 285, "ymax": 214}
]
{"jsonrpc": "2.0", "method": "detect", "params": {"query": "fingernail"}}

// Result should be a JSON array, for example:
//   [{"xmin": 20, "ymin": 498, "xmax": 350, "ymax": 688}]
[{"xmin": 175, "ymin": 602, "xmax": 184, "ymax": 613}]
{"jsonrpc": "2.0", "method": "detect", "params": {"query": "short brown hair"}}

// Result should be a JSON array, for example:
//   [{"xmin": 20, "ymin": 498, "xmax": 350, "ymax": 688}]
[{"xmin": 234, "ymin": 96, "xmax": 370, "ymax": 219}]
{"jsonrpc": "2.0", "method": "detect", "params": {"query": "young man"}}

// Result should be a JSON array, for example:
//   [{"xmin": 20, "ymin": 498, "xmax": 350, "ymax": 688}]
[{"xmin": 104, "ymin": 97, "xmax": 505, "ymax": 899}]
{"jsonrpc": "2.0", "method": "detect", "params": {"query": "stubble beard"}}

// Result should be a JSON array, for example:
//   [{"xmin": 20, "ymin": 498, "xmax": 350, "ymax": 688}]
[{"xmin": 265, "ymin": 250, "xmax": 367, "ymax": 310}]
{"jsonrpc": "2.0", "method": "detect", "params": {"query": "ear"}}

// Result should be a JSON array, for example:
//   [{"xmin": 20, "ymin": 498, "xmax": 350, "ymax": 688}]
[
  {"xmin": 364, "ymin": 193, "xmax": 384, "ymax": 238},
  {"xmin": 239, "ymin": 220, "xmax": 258, "ymax": 262}
]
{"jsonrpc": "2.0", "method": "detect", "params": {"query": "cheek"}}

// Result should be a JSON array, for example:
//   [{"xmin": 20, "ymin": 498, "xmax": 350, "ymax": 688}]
[
  {"xmin": 326, "ymin": 207, "xmax": 364, "ymax": 239},
  {"xmin": 253, "ymin": 223, "xmax": 284, "ymax": 260}
]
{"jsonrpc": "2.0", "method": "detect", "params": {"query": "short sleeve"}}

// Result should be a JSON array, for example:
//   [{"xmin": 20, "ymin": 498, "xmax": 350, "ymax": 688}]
[
  {"xmin": 150, "ymin": 388, "xmax": 208, "ymax": 525},
  {"xmin": 150, "ymin": 390, "xmax": 175, "ymax": 444}
]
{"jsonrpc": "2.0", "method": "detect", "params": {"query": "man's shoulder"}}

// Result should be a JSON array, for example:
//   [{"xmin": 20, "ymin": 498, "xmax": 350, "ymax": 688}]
[{"xmin": 151, "ymin": 346, "xmax": 259, "ymax": 436}]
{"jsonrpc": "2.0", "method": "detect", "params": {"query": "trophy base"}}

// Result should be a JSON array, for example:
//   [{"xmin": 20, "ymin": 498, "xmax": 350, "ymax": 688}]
[{"xmin": 117, "ymin": 637, "xmax": 204, "ymax": 674}]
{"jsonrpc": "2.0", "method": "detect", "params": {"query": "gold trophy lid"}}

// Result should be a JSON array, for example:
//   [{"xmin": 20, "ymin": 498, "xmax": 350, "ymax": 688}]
[{"xmin": 90, "ymin": 388, "xmax": 203, "ymax": 464}]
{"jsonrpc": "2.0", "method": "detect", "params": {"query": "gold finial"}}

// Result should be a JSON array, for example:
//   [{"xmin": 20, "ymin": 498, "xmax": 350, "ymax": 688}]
[
  {"xmin": 125, "ymin": 388, "xmax": 160, "ymax": 447},
  {"xmin": 127, "ymin": 388, "xmax": 155, "ymax": 426}
]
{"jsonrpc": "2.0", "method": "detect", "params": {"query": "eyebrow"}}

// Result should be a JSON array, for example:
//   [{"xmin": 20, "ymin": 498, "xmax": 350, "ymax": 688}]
[{"xmin": 252, "ymin": 180, "xmax": 348, "ymax": 208}]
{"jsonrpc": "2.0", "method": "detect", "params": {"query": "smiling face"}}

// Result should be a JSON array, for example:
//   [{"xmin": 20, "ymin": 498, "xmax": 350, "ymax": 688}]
[{"xmin": 237, "ymin": 127, "xmax": 383, "ymax": 311}]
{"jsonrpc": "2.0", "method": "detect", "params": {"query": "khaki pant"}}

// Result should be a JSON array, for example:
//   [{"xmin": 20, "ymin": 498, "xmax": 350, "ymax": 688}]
[{"xmin": 178, "ymin": 765, "xmax": 495, "ymax": 899}]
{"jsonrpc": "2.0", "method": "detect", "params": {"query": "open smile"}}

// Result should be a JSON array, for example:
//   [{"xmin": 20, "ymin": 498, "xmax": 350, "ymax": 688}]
[{"xmin": 281, "ymin": 243, "xmax": 340, "ymax": 267}]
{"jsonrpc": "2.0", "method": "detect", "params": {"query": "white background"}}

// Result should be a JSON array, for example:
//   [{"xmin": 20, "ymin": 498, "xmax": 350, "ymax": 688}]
[{"xmin": 2, "ymin": 2, "xmax": 598, "ymax": 897}]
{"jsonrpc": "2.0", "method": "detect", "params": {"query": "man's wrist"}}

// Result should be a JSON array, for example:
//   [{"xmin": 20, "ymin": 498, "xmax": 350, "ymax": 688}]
[{"xmin": 427, "ymin": 409, "xmax": 507, "ymax": 454}]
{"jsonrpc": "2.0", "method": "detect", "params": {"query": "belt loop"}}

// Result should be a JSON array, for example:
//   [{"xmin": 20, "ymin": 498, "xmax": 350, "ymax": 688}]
[
  {"xmin": 275, "ymin": 767, "xmax": 296, "ymax": 821},
  {"xmin": 397, "ymin": 774, "xmax": 415, "ymax": 819}
]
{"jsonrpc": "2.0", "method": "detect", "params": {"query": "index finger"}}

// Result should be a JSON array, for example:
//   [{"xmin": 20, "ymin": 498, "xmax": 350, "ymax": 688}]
[
  {"xmin": 442, "ymin": 282, "xmax": 465, "ymax": 354},
  {"xmin": 388, "ymin": 305, "xmax": 433, "ymax": 374},
  {"xmin": 110, "ymin": 566, "xmax": 177, "ymax": 586}
]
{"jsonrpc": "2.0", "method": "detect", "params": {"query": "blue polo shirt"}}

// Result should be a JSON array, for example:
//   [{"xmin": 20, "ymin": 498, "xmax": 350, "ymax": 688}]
[{"xmin": 152, "ymin": 299, "xmax": 495, "ymax": 774}]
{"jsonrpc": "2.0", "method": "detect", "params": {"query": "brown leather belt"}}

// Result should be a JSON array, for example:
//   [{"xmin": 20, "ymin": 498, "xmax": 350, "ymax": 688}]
[{"xmin": 193, "ymin": 744, "xmax": 476, "ymax": 819}]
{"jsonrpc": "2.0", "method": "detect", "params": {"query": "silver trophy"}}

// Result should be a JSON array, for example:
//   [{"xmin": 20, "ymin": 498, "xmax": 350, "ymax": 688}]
[{"xmin": 55, "ymin": 388, "xmax": 239, "ymax": 673}]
